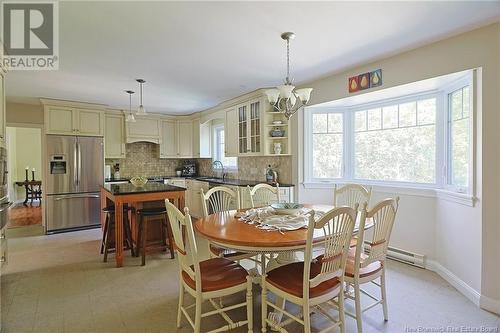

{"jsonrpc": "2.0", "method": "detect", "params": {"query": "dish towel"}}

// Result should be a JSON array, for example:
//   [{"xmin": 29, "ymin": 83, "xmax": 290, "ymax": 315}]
[{"xmin": 238, "ymin": 207, "xmax": 325, "ymax": 232}]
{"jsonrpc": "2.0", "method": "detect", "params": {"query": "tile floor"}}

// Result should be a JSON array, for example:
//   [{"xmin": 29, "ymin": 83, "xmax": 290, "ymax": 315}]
[{"xmin": 1, "ymin": 228, "xmax": 499, "ymax": 333}]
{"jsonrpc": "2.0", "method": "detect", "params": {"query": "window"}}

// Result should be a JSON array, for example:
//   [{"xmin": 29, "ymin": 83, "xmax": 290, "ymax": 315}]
[
  {"xmin": 213, "ymin": 125, "xmax": 237, "ymax": 169},
  {"xmin": 311, "ymin": 113, "xmax": 344, "ymax": 178},
  {"xmin": 448, "ymin": 86, "xmax": 471, "ymax": 191},
  {"xmin": 354, "ymin": 98, "xmax": 436, "ymax": 183},
  {"xmin": 304, "ymin": 74, "xmax": 472, "ymax": 193}
]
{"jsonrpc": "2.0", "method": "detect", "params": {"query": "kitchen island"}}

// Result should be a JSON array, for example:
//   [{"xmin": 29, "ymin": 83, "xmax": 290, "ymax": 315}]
[{"xmin": 100, "ymin": 182, "xmax": 185, "ymax": 267}]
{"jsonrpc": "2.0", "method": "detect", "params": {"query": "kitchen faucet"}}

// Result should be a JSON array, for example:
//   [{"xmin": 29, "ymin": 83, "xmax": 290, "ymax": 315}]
[{"xmin": 212, "ymin": 160, "xmax": 227, "ymax": 180}]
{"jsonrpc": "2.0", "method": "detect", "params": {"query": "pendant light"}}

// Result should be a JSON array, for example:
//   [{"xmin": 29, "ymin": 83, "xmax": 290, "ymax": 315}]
[
  {"xmin": 136, "ymin": 79, "xmax": 147, "ymax": 115},
  {"xmin": 125, "ymin": 90, "xmax": 136, "ymax": 122},
  {"xmin": 264, "ymin": 32, "xmax": 313, "ymax": 119}
]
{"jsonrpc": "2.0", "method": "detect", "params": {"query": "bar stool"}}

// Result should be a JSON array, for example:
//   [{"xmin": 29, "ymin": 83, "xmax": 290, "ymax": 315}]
[
  {"xmin": 101, "ymin": 205, "xmax": 135, "ymax": 262},
  {"xmin": 136, "ymin": 207, "xmax": 174, "ymax": 266}
]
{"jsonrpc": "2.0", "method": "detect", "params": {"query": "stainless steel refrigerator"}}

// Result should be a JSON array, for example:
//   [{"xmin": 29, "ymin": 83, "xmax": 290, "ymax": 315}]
[{"xmin": 46, "ymin": 135, "xmax": 104, "ymax": 233}]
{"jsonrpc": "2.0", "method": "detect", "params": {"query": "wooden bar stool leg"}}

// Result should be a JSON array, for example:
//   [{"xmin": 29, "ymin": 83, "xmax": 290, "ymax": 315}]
[
  {"xmin": 124, "ymin": 212, "xmax": 135, "ymax": 257},
  {"xmin": 103, "ymin": 213, "xmax": 114, "ymax": 263},
  {"xmin": 136, "ymin": 213, "xmax": 142, "ymax": 258},
  {"xmin": 141, "ymin": 216, "xmax": 147, "ymax": 266},
  {"xmin": 101, "ymin": 213, "xmax": 109, "ymax": 254}
]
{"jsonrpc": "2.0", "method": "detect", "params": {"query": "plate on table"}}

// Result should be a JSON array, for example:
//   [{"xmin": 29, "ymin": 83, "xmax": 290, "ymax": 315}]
[{"xmin": 270, "ymin": 203, "xmax": 304, "ymax": 215}]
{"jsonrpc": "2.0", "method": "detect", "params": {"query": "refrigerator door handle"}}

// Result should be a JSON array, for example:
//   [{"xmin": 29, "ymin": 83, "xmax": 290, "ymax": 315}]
[
  {"xmin": 73, "ymin": 139, "xmax": 78, "ymax": 189},
  {"xmin": 77, "ymin": 141, "xmax": 82, "ymax": 188},
  {"xmin": 54, "ymin": 194, "xmax": 100, "ymax": 201}
]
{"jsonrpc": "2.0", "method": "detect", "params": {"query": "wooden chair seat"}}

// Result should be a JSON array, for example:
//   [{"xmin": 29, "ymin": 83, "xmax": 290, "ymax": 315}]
[
  {"xmin": 181, "ymin": 257, "xmax": 248, "ymax": 292},
  {"xmin": 266, "ymin": 261, "xmax": 341, "ymax": 298},
  {"xmin": 345, "ymin": 259, "xmax": 383, "ymax": 279}
]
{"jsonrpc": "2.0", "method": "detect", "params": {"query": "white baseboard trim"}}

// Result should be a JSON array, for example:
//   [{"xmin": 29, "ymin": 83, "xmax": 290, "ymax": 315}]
[
  {"xmin": 426, "ymin": 260, "xmax": 480, "ymax": 306},
  {"xmin": 480, "ymin": 295, "xmax": 500, "ymax": 315}
]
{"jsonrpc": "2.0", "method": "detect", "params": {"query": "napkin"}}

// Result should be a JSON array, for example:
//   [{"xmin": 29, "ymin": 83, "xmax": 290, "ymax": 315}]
[{"xmin": 239, "ymin": 207, "xmax": 325, "ymax": 232}]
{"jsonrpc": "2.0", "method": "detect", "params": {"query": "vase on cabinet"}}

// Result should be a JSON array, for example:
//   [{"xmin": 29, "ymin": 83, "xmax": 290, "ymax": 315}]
[{"xmin": 274, "ymin": 142, "xmax": 282, "ymax": 155}]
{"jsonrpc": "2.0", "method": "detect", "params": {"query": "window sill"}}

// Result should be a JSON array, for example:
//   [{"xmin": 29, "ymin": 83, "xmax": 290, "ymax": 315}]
[
  {"xmin": 435, "ymin": 189, "xmax": 476, "ymax": 207},
  {"xmin": 302, "ymin": 181, "xmax": 477, "ymax": 206}
]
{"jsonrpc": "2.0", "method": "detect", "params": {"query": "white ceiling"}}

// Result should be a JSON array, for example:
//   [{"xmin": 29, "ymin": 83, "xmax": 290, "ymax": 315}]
[{"xmin": 5, "ymin": 1, "xmax": 500, "ymax": 114}]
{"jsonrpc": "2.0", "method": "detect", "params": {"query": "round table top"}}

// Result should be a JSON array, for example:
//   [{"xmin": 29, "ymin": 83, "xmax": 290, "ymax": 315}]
[{"xmin": 194, "ymin": 204, "xmax": 372, "ymax": 252}]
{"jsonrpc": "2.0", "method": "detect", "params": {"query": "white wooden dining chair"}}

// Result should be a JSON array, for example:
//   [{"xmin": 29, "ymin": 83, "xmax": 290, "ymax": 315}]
[
  {"xmin": 248, "ymin": 183, "xmax": 280, "ymax": 208},
  {"xmin": 261, "ymin": 205, "xmax": 358, "ymax": 333},
  {"xmin": 165, "ymin": 200, "xmax": 254, "ymax": 333},
  {"xmin": 343, "ymin": 198, "xmax": 399, "ymax": 333},
  {"xmin": 334, "ymin": 184, "xmax": 372, "ymax": 248},
  {"xmin": 201, "ymin": 187, "xmax": 253, "ymax": 261},
  {"xmin": 333, "ymin": 184, "xmax": 372, "ymax": 210}
]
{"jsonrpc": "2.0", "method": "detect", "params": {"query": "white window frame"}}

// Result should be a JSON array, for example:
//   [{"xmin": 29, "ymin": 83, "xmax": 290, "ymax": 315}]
[
  {"xmin": 442, "ymin": 74, "xmax": 474, "ymax": 194},
  {"xmin": 304, "ymin": 76, "xmax": 474, "ymax": 199},
  {"xmin": 212, "ymin": 124, "xmax": 238, "ymax": 170}
]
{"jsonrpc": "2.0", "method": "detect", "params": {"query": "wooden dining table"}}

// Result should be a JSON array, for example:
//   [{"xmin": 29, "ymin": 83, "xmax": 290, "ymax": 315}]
[
  {"xmin": 194, "ymin": 204, "xmax": 373, "ymax": 273},
  {"xmin": 100, "ymin": 182, "xmax": 185, "ymax": 267}
]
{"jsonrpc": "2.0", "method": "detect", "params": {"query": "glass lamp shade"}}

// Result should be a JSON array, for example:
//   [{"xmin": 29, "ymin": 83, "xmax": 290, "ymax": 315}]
[
  {"xmin": 295, "ymin": 88, "xmax": 313, "ymax": 104},
  {"xmin": 278, "ymin": 84, "xmax": 295, "ymax": 99},
  {"xmin": 125, "ymin": 113, "xmax": 136, "ymax": 122},
  {"xmin": 289, "ymin": 92, "xmax": 297, "ymax": 107},
  {"xmin": 137, "ymin": 105, "xmax": 146, "ymax": 115},
  {"xmin": 265, "ymin": 89, "xmax": 280, "ymax": 104}
]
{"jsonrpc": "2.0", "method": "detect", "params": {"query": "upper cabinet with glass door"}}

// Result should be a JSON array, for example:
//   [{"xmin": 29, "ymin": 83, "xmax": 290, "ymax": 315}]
[{"xmin": 237, "ymin": 98, "xmax": 263, "ymax": 155}]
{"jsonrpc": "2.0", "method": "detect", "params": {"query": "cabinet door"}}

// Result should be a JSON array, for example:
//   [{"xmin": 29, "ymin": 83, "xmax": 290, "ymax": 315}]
[
  {"xmin": 77, "ymin": 109, "xmax": 104, "ymax": 136},
  {"xmin": 237, "ymin": 104, "xmax": 248, "ymax": 154},
  {"xmin": 177, "ymin": 121, "xmax": 193, "ymax": 157},
  {"xmin": 0, "ymin": 73, "xmax": 5, "ymax": 142},
  {"xmin": 199, "ymin": 121, "xmax": 211, "ymax": 158},
  {"xmin": 45, "ymin": 106, "xmax": 75, "ymax": 135},
  {"xmin": 160, "ymin": 120, "xmax": 177, "ymax": 158},
  {"xmin": 249, "ymin": 100, "xmax": 261, "ymax": 153},
  {"xmin": 192, "ymin": 119, "xmax": 200, "ymax": 158},
  {"xmin": 104, "ymin": 114, "xmax": 125, "ymax": 158},
  {"xmin": 225, "ymin": 108, "xmax": 238, "ymax": 157}
]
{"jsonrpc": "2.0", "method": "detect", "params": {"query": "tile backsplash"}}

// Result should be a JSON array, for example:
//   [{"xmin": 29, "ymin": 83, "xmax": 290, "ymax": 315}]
[{"xmin": 107, "ymin": 142, "xmax": 292, "ymax": 184}]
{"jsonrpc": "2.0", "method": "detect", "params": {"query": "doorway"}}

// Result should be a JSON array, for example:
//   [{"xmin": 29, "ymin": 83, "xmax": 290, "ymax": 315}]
[{"xmin": 6, "ymin": 126, "xmax": 43, "ymax": 229}]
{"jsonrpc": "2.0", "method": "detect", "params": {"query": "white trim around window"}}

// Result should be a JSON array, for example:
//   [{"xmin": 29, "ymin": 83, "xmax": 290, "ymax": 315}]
[{"xmin": 303, "ymin": 72, "xmax": 476, "ymax": 206}]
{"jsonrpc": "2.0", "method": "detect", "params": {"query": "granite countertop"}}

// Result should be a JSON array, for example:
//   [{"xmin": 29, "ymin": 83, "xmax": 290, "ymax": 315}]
[
  {"xmin": 102, "ymin": 182, "xmax": 186, "ymax": 195},
  {"xmin": 104, "ymin": 176, "xmax": 294, "ymax": 188}
]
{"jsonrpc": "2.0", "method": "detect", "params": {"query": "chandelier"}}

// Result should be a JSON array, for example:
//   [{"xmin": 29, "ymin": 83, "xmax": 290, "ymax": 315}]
[{"xmin": 264, "ymin": 32, "xmax": 313, "ymax": 120}]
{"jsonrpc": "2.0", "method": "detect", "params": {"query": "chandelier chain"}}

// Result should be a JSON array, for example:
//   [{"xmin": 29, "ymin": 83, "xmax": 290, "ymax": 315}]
[{"xmin": 286, "ymin": 38, "xmax": 290, "ymax": 84}]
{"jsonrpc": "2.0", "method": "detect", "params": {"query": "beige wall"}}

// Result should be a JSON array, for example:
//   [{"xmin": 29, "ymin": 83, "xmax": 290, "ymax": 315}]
[
  {"xmin": 6, "ymin": 102, "xmax": 44, "ymax": 125},
  {"xmin": 293, "ymin": 22, "xmax": 499, "ymax": 311}
]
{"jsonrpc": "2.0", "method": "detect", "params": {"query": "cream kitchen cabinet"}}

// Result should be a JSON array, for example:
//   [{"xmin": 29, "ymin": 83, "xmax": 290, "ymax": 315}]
[
  {"xmin": 192, "ymin": 119, "xmax": 201, "ymax": 158},
  {"xmin": 126, "ymin": 117, "xmax": 161, "ymax": 144},
  {"xmin": 104, "ymin": 113, "xmax": 126, "ymax": 158},
  {"xmin": 224, "ymin": 98, "xmax": 265, "ymax": 157},
  {"xmin": 178, "ymin": 120, "xmax": 193, "ymax": 157},
  {"xmin": 159, "ymin": 119, "xmax": 177, "ymax": 158},
  {"xmin": 45, "ymin": 107, "xmax": 104, "ymax": 136},
  {"xmin": 186, "ymin": 179, "xmax": 209, "ymax": 218},
  {"xmin": 160, "ymin": 119, "xmax": 195, "ymax": 158},
  {"xmin": 199, "ymin": 121, "xmax": 212, "ymax": 158},
  {"xmin": 224, "ymin": 108, "xmax": 238, "ymax": 157}
]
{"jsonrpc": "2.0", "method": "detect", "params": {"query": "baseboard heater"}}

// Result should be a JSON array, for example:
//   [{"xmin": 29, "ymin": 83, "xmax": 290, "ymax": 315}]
[{"xmin": 363, "ymin": 242, "xmax": 425, "ymax": 268}]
